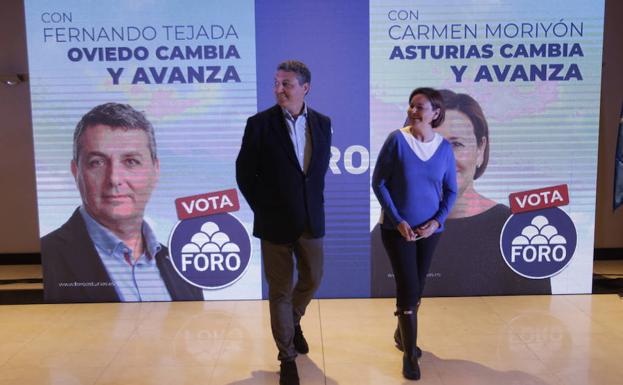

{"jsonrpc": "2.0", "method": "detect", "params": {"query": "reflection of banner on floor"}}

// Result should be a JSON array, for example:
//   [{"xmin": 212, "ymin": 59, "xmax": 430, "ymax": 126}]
[{"xmin": 614, "ymin": 103, "xmax": 623, "ymax": 210}]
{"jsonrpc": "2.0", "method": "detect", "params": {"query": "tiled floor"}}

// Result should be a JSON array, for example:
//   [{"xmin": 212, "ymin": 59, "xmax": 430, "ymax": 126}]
[{"xmin": 0, "ymin": 295, "xmax": 622, "ymax": 385}]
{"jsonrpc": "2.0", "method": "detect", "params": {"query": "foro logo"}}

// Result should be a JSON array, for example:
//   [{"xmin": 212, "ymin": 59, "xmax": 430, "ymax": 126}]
[
  {"xmin": 181, "ymin": 222, "xmax": 242, "ymax": 272},
  {"xmin": 169, "ymin": 213, "xmax": 251, "ymax": 289},
  {"xmin": 510, "ymin": 216, "xmax": 567, "ymax": 263},
  {"xmin": 500, "ymin": 207, "xmax": 577, "ymax": 279}
]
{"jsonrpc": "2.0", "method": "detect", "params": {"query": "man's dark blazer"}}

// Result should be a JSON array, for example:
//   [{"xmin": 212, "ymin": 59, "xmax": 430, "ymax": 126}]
[
  {"xmin": 236, "ymin": 104, "xmax": 332, "ymax": 244},
  {"xmin": 41, "ymin": 209, "xmax": 204, "ymax": 303}
]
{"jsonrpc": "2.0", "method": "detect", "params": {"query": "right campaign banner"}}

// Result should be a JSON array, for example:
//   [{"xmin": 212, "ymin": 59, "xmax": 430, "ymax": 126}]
[{"xmin": 370, "ymin": 0, "xmax": 605, "ymax": 296}]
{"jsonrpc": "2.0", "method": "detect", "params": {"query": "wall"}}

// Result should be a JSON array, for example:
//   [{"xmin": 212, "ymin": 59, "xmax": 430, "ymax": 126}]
[{"xmin": 0, "ymin": 0, "xmax": 38, "ymax": 254}]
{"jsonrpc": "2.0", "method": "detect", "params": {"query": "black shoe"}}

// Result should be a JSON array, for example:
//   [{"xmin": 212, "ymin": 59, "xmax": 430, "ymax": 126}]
[
  {"xmin": 293, "ymin": 325, "xmax": 309, "ymax": 354},
  {"xmin": 394, "ymin": 326, "xmax": 422, "ymax": 357},
  {"xmin": 279, "ymin": 360, "xmax": 299, "ymax": 385}
]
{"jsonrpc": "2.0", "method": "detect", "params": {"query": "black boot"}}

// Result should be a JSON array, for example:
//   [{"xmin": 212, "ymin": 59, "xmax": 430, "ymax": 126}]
[
  {"xmin": 394, "ymin": 329, "xmax": 422, "ymax": 358},
  {"xmin": 293, "ymin": 324, "xmax": 309, "ymax": 354},
  {"xmin": 395, "ymin": 307, "xmax": 420, "ymax": 380},
  {"xmin": 394, "ymin": 302, "xmax": 422, "ymax": 358},
  {"xmin": 279, "ymin": 360, "xmax": 299, "ymax": 385}
]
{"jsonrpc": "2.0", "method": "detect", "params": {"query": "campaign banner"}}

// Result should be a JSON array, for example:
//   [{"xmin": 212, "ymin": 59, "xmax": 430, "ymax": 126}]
[
  {"xmin": 370, "ymin": 0, "xmax": 604, "ymax": 295},
  {"xmin": 26, "ymin": 0, "xmax": 603, "ymax": 302},
  {"xmin": 25, "ymin": 0, "xmax": 259, "ymax": 302}
]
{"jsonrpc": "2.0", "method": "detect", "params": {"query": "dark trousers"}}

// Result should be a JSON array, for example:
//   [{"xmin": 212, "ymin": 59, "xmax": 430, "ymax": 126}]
[
  {"xmin": 381, "ymin": 228, "xmax": 441, "ymax": 308},
  {"xmin": 261, "ymin": 233, "xmax": 324, "ymax": 361}
]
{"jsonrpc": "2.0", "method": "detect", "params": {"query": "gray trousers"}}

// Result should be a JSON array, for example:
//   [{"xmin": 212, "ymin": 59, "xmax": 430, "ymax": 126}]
[{"xmin": 261, "ymin": 233, "xmax": 324, "ymax": 361}]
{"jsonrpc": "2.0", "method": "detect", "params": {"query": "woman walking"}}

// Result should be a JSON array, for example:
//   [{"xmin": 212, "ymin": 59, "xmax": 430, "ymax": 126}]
[{"xmin": 372, "ymin": 87, "xmax": 457, "ymax": 380}]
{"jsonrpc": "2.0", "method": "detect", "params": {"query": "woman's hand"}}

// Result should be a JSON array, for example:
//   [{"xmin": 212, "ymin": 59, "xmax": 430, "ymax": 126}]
[
  {"xmin": 416, "ymin": 219, "xmax": 440, "ymax": 238},
  {"xmin": 397, "ymin": 221, "xmax": 417, "ymax": 241}
]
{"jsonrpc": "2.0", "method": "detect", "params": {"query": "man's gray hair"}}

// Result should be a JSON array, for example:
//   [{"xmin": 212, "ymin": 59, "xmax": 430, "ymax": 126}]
[
  {"xmin": 277, "ymin": 60, "xmax": 311, "ymax": 85},
  {"xmin": 73, "ymin": 103, "xmax": 157, "ymax": 162}
]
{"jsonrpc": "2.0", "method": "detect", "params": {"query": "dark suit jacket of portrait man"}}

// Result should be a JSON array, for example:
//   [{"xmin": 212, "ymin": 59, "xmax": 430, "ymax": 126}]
[
  {"xmin": 236, "ymin": 104, "xmax": 332, "ymax": 243},
  {"xmin": 42, "ymin": 209, "xmax": 204, "ymax": 303}
]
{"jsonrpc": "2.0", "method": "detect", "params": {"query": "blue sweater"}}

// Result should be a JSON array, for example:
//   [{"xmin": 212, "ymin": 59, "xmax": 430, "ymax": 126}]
[{"xmin": 372, "ymin": 129, "xmax": 458, "ymax": 231}]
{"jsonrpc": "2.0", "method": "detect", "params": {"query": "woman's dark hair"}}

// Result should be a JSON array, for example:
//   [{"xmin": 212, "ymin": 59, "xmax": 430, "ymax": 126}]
[
  {"xmin": 438, "ymin": 89, "xmax": 490, "ymax": 180},
  {"xmin": 408, "ymin": 87, "xmax": 445, "ymax": 128}
]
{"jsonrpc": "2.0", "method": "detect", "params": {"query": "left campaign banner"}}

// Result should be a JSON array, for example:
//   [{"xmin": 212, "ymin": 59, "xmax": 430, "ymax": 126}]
[{"xmin": 24, "ymin": 0, "xmax": 261, "ymax": 302}]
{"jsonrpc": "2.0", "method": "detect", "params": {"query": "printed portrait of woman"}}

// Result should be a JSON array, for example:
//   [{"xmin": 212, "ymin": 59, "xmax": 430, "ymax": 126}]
[{"xmin": 371, "ymin": 89, "xmax": 551, "ymax": 296}]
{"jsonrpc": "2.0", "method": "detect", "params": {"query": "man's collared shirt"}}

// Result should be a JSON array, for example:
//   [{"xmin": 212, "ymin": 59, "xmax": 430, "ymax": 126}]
[
  {"xmin": 282, "ymin": 103, "xmax": 312, "ymax": 173},
  {"xmin": 80, "ymin": 206, "xmax": 172, "ymax": 302}
]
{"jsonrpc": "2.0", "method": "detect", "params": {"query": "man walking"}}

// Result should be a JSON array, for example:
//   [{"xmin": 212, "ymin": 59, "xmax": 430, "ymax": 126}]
[{"xmin": 236, "ymin": 60, "xmax": 332, "ymax": 385}]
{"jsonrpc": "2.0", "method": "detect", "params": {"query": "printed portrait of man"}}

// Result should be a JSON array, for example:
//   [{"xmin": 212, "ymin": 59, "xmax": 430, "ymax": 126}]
[{"xmin": 41, "ymin": 103, "xmax": 203, "ymax": 303}]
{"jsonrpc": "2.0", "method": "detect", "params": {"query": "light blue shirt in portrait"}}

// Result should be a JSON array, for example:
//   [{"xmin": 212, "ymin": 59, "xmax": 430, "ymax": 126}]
[
  {"xmin": 79, "ymin": 206, "xmax": 172, "ymax": 302},
  {"xmin": 282, "ymin": 103, "xmax": 312, "ymax": 173}
]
